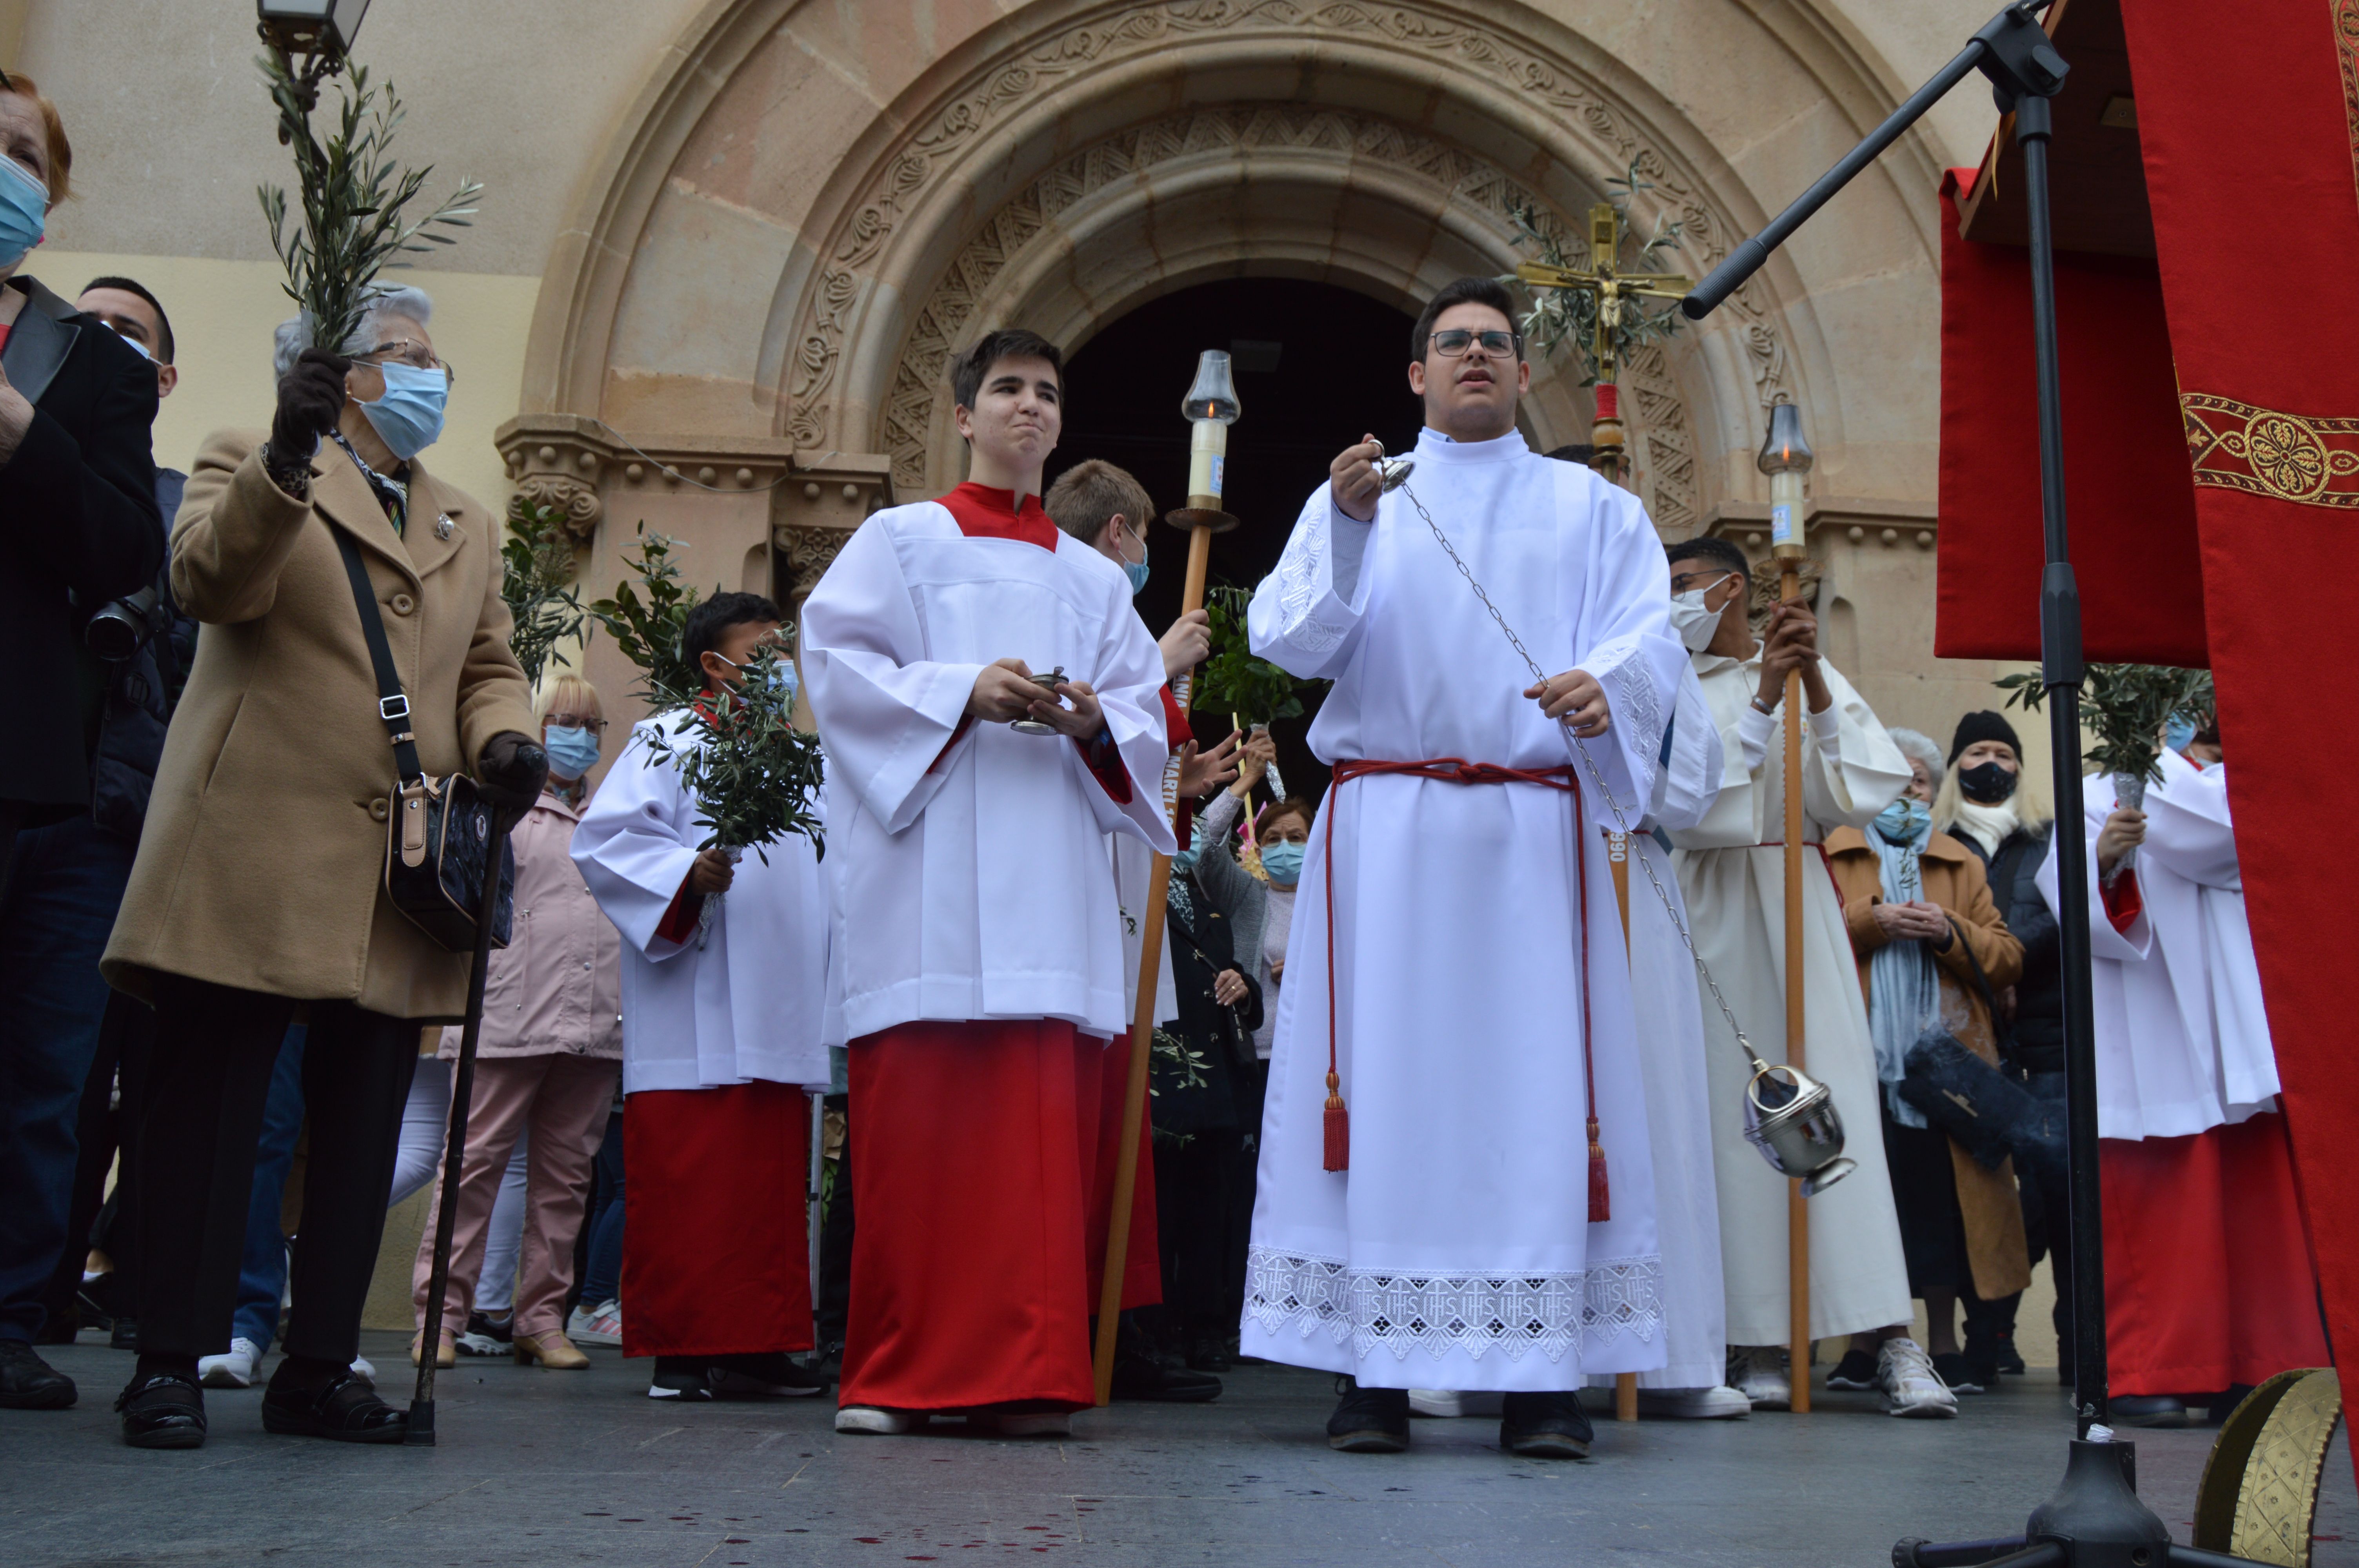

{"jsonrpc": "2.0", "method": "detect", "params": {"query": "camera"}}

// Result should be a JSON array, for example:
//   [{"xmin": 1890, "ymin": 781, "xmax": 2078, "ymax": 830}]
[{"xmin": 85, "ymin": 584, "xmax": 164, "ymax": 662}]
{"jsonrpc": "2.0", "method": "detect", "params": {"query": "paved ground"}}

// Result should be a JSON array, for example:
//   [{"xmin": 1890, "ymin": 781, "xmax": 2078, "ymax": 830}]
[{"xmin": 5, "ymin": 1333, "xmax": 2354, "ymax": 1566}]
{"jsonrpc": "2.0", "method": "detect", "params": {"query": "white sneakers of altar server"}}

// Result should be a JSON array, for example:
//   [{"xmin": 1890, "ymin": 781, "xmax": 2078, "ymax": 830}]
[
  {"xmin": 1875, "ymin": 1338, "xmax": 1959, "ymax": 1419},
  {"xmin": 1726, "ymin": 1346, "xmax": 1791, "ymax": 1410},
  {"xmin": 197, "ymin": 1339, "xmax": 375, "ymax": 1389}
]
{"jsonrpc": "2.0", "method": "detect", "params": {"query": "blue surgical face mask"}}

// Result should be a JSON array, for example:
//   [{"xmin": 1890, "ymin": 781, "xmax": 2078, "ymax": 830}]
[
  {"xmin": 1125, "ymin": 556, "xmax": 1151, "ymax": 595},
  {"xmin": 722, "ymin": 652, "xmax": 796, "ymax": 706},
  {"xmin": 2164, "ymin": 713, "xmax": 2198, "ymax": 755},
  {"xmin": 542, "ymin": 723, "xmax": 601, "ymax": 781},
  {"xmin": 359, "ymin": 359, "xmax": 448, "ymax": 460},
  {"xmin": 1260, "ymin": 839, "xmax": 1305, "ymax": 886},
  {"xmin": 0, "ymin": 156, "xmax": 48, "ymax": 271},
  {"xmin": 1874, "ymin": 797, "xmax": 1931, "ymax": 845}
]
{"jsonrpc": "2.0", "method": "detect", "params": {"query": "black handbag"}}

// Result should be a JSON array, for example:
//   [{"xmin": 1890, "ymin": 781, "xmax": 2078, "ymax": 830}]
[
  {"xmin": 335, "ymin": 530, "xmax": 513, "ymax": 954},
  {"xmin": 1895, "ymin": 914, "xmax": 2062, "ymax": 1180}
]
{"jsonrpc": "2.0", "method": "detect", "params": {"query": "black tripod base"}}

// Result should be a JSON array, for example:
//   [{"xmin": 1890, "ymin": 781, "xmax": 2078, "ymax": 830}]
[
  {"xmin": 403, "ymin": 1398, "xmax": 437, "ymax": 1446},
  {"xmin": 1895, "ymin": 1439, "xmax": 2276, "ymax": 1568}
]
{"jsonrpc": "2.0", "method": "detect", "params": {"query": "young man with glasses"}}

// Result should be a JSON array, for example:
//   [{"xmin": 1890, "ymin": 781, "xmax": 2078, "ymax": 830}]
[{"xmin": 1239, "ymin": 275, "xmax": 1686, "ymax": 1458}]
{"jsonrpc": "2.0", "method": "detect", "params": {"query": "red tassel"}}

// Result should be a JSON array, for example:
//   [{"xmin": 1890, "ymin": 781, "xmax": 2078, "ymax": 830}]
[
  {"xmin": 1323, "ymin": 1072, "xmax": 1350, "ymax": 1172},
  {"xmin": 1586, "ymin": 1117, "xmax": 1610, "ymax": 1223}
]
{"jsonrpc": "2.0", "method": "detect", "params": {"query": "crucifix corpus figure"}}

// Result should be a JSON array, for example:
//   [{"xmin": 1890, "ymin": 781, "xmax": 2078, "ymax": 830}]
[{"xmin": 1516, "ymin": 202, "xmax": 1692, "ymax": 484}]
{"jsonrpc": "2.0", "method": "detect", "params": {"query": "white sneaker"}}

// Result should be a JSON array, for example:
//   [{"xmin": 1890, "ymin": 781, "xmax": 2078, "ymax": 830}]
[
  {"xmin": 1407, "ymin": 1389, "xmax": 1503, "ymax": 1419},
  {"xmin": 567, "ymin": 1299, "xmax": 623, "ymax": 1348},
  {"xmin": 199, "ymin": 1338, "xmax": 262, "ymax": 1388},
  {"xmin": 1726, "ymin": 1347, "xmax": 1791, "ymax": 1410},
  {"xmin": 1635, "ymin": 1385, "xmax": 1752, "ymax": 1419},
  {"xmin": 1877, "ymin": 1337, "xmax": 1959, "ymax": 1419},
  {"xmin": 834, "ymin": 1405, "xmax": 928, "ymax": 1435}
]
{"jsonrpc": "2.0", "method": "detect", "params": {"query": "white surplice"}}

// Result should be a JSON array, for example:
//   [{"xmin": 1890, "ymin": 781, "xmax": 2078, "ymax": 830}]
[
  {"xmin": 1668, "ymin": 651, "xmax": 1914, "ymax": 1344},
  {"xmin": 1607, "ymin": 661, "xmax": 1732, "ymax": 1390},
  {"xmin": 569, "ymin": 713, "xmax": 833, "ymax": 1094},
  {"xmin": 800, "ymin": 501, "xmax": 1175, "ymax": 1044},
  {"xmin": 1239, "ymin": 426, "xmax": 1685, "ymax": 1391},
  {"xmin": 2036, "ymin": 757, "xmax": 2275, "ymax": 1141}
]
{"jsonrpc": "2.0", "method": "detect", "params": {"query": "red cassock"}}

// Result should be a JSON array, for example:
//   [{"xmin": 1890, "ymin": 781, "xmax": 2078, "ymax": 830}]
[
  {"xmin": 620, "ymin": 1080, "xmax": 813, "ymax": 1359},
  {"xmin": 839, "ymin": 1020, "xmax": 1158, "ymax": 1412},
  {"xmin": 2101, "ymin": 1112, "xmax": 2328, "ymax": 1398}
]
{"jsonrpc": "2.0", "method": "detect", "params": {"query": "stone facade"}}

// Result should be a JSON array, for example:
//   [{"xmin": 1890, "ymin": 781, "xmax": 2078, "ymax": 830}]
[{"xmin": 19, "ymin": 0, "xmax": 2020, "ymax": 741}]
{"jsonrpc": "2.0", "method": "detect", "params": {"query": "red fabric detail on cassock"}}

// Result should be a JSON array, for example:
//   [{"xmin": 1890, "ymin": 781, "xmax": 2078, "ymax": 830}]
[
  {"xmin": 2099, "ymin": 1114, "xmax": 2328, "ymax": 1396},
  {"xmin": 2119, "ymin": 1, "xmax": 2359, "ymax": 1443},
  {"xmin": 2100, "ymin": 867, "xmax": 2141, "ymax": 933},
  {"xmin": 1931, "ymin": 170, "xmax": 2206, "ymax": 665},
  {"xmin": 620, "ymin": 1080, "xmax": 812, "ymax": 1357},
  {"xmin": 939, "ymin": 481, "xmax": 1057, "ymax": 550},
  {"xmin": 653, "ymin": 875, "xmax": 700, "ymax": 946},
  {"xmin": 840, "ymin": 1020, "xmax": 1157, "ymax": 1413}
]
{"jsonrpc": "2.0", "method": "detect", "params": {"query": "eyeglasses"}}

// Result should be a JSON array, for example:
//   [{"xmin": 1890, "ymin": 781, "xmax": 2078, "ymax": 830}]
[
  {"xmin": 360, "ymin": 339, "xmax": 454, "ymax": 387},
  {"xmin": 1426, "ymin": 328, "xmax": 1523, "ymax": 359},
  {"xmin": 545, "ymin": 715, "xmax": 607, "ymax": 733}
]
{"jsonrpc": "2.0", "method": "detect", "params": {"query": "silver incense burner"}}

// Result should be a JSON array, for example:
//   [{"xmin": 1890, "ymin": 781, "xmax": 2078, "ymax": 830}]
[
  {"xmin": 1741, "ymin": 1053, "xmax": 1856, "ymax": 1195},
  {"xmin": 1009, "ymin": 666, "xmax": 1068, "ymax": 737},
  {"xmin": 1370, "ymin": 437, "xmax": 1415, "ymax": 493}
]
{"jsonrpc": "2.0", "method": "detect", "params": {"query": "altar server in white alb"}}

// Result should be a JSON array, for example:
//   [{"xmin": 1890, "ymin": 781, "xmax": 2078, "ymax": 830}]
[
  {"xmin": 570, "ymin": 592, "xmax": 832, "ymax": 1403},
  {"xmin": 801, "ymin": 329, "xmax": 1175, "ymax": 1439},
  {"xmin": 1660, "ymin": 536, "xmax": 1942, "ymax": 1417},
  {"xmin": 1242, "ymin": 276, "xmax": 1685, "ymax": 1460},
  {"xmin": 2040, "ymin": 725, "xmax": 2326, "ymax": 1426}
]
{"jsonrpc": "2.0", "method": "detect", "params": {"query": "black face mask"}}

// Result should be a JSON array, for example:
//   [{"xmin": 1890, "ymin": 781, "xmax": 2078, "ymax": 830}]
[{"xmin": 1958, "ymin": 760, "xmax": 2020, "ymax": 804}]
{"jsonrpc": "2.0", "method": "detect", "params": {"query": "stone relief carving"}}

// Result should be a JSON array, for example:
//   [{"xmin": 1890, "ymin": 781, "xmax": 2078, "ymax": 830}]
[
  {"xmin": 877, "ymin": 103, "xmax": 1702, "ymax": 532},
  {"xmin": 509, "ymin": 472, "xmax": 603, "ymax": 538},
  {"xmin": 775, "ymin": 523, "xmax": 854, "ymax": 599},
  {"xmin": 782, "ymin": 0, "xmax": 1794, "ymax": 451}
]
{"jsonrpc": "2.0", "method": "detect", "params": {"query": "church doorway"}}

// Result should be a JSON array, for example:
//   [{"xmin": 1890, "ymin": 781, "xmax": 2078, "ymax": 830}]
[{"xmin": 1050, "ymin": 278, "xmax": 1419, "ymax": 804}]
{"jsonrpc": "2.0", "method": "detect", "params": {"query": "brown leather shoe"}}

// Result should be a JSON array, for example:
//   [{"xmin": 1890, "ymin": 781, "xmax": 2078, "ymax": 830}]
[
  {"xmin": 513, "ymin": 1330, "xmax": 590, "ymax": 1369},
  {"xmin": 408, "ymin": 1331, "xmax": 456, "ymax": 1370}
]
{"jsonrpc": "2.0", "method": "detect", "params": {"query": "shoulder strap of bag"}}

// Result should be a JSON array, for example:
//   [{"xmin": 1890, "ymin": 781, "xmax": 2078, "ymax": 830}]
[{"xmin": 333, "ymin": 530, "xmax": 425, "ymax": 787}]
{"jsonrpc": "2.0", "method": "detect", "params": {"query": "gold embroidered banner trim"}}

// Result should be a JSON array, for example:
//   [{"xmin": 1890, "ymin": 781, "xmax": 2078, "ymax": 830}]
[
  {"xmin": 2338, "ymin": 0, "xmax": 2359, "ymax": 207},
  {"xmin": 2181, "ymin": 392, "xmax": 2359, "ymax": 508}
]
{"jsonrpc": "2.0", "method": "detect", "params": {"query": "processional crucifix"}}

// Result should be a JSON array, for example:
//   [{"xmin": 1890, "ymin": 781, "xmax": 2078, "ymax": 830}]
[{"xmin": 1514, "ymin": 203, "xmax": 1692, "ymax": 485}]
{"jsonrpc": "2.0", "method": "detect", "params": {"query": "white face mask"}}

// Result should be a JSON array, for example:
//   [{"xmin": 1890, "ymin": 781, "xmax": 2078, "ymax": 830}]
[{"xmin": 1668, "ymin": 573, "xmax": 1734, "ymax": 652}]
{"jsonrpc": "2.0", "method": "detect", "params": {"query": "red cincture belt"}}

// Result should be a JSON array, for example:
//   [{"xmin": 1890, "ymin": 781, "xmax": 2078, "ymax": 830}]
[{"xmin": 1318, "ymin": 759, "xmax": 1610, "ymax": 1222}]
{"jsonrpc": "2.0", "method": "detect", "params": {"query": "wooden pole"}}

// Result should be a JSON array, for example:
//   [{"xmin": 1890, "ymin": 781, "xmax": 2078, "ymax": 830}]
[
  {"xmin": 1607, "ymin": 829, "xmax": 1639, "ymax": 1424},
  {"xmin": 1780, "ymin": 561, "xmax": 1810, "ymax": 1414},
  {"xmin": 1092, "ymin": 520, "xmax": 1215, "ymax": 1405}
]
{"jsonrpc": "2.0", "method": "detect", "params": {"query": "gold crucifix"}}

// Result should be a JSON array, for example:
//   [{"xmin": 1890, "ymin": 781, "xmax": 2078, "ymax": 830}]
[{"xmin": 1516, "ymin": 202, "xmax": 1692, "ymax": 484}]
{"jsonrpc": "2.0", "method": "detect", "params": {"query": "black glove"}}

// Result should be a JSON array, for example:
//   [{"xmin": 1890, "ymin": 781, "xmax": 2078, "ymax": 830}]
[
  {"xmin": 476, "ymin": 731, "xmax": 549, "ymax": 812},
  {"xmin": 269, "ymin": 347, "xmax": 351, "ymax": 462}
]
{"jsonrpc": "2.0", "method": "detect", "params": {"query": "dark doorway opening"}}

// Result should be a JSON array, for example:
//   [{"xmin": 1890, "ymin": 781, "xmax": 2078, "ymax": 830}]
[{"xmin": 1049, "ymin": 278, "xmax": 1419, "ymax": 810}]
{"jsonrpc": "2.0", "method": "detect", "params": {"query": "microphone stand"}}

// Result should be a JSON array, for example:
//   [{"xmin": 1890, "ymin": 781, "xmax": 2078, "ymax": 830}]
[{"xmin": 1685, "ymin": 6, "xmax": 2267, "ymax": 1564}]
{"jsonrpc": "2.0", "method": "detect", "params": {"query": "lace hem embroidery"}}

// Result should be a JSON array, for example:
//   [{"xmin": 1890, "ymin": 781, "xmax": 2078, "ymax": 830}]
[
  {"xmin": 1245, "ymin": 1247, "xmax": 1663, "ymax": 1365},
  {"xmin": 1274, "ymin": 515, "xmax": 1350, "ymax": 654}
]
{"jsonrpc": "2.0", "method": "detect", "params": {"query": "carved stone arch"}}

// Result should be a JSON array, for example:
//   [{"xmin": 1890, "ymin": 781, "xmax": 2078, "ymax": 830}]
[
  {"xmin": 870, "ymin": 101, "xmax": 1710, "ymax": 534},
  {"xmin": 774, "ymin": 0, "xmax": 1833, "ymax": 529}
]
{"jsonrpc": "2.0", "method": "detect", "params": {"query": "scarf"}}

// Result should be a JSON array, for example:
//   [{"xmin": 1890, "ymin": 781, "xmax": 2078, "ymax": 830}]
[
  {"xmin": 1868, "ymin": 820, "xmax": 1940, "ymax": 1127},
  {"xmin": 1948, "ymin": 795, "xmax": 2020, "ymax": 857}
]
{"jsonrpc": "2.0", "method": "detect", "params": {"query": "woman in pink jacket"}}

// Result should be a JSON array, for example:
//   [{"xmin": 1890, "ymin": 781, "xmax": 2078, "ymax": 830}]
[{"xmin": 411, "ymin": 673, "xmax": 623, "ymax": 1368}]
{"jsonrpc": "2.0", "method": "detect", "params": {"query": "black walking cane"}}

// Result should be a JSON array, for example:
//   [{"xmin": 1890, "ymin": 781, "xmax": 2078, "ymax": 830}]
[{"xmin": 406, "ymin": 795, "xmax": 525, "ymax": 1446}]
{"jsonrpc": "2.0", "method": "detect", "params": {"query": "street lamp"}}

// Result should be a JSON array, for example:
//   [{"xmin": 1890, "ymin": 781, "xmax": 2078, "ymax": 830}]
[{"xmin": 257, "ymin": 0, "xmax": 371, "ymax": 130}]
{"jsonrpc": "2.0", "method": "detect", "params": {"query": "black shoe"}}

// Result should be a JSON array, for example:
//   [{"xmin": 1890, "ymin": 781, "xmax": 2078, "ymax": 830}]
[
  {"xmin": 33, "ymin": 1308, "xmax": 80, "ymax": 1346},
  {"xmin": 1825, "ymin": 1348, "xmax": 1878, "ymax": 1390},
  {"xmin": 1982, "ymin": 1330, "xmax": 2027, "ymax": 1377},
  {"xmin": 1327, "ymin": 1378, "xmax": 1410, "ymax": 1453},
  {"xmin": 1500, "ymin": 1390, "xmax": 1594, "ymax": 1459},
  {"xmin": 2109, "ymin": 1394, "xmax": 2190, "ymax": 1428},
  {"xmin": 1932, "ymin": 1352, "xmax": 1988, "ymax": 1395},
  {"xmin": 260, "ymin": 1365, "xmax": 407, "ymax": 1443},
  {"xmin": 2203, "ymin": 1385, "xmax": 2257, "ymax": 1426},
  {"xmin": 0, "ymin": 1339, "xmax": 78, "ymax": 1410},
  {"xmin": 114, "ymin": 1372, "xmax": 205, "ymax": 1448},
  {"xmin": 109, "ymin": 1317, "xmax": 139, "ymax": 1352},
  {"xmin": 1186, "ymin": 1337, "xmax": 1233, "ymax": 1374},
  {"xmin": 1110, "ymin": 1350, "xmax": 1221, "ymax": 1403},
  {"xmin": 649, "ymin": 1354, "xmax": 829, "ymax": 1400},
  {"xmin": 453, "ymin": 1310, "xmax": 513, "ymax": 1357}
]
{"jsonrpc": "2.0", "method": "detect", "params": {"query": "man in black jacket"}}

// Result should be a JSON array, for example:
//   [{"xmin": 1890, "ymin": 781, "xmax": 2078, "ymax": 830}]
[{"xmin": 0, "ymin": 73, "xmax": 166, "ymax": 1413}]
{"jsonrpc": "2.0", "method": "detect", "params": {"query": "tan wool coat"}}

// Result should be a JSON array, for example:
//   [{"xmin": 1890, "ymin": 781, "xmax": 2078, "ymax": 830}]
[
  {"xmin": 102, "ymin": 430, "xmax": 539, "ymax": 1020},
  {"xmin": 1825, "ymin": 824, "xmax": 2034, "ymax": 1303}
]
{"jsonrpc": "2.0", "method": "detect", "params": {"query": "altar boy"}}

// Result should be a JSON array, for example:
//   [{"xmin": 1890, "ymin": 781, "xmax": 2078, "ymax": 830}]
[
  {"xmin": 802, "ymin": 329, "xmax": 1175, "ymax": 1437},
  {"xmin": 571, "ymin": 592, "xmax": 832, "ymax": 1401}
]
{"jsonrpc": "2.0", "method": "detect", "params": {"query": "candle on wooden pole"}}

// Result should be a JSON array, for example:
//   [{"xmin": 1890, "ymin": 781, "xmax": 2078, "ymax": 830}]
[
  {"xmin": 1758, "ymin": 400, "xmax": 1816, "ymax": 1410},
  {"xmin": 1092, "ymin": 351, "xmax": 1241, "ymax": 1405}
]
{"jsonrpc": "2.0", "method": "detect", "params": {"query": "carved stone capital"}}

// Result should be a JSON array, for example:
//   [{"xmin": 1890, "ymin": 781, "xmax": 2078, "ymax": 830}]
[{"xmin": 496, "ymin": 414, "xmax": 623, "ymax": 539}]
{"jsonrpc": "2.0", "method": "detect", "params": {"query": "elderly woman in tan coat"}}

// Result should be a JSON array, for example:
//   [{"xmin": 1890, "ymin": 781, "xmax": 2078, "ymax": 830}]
[
  {"xmin": 1826, "ymin": 726, "xmax": 2029, "ymax": 1403},
  {"xmin": 100, "ymin": 285, "xmax": 544, "ymax": 1450}
]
